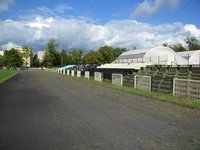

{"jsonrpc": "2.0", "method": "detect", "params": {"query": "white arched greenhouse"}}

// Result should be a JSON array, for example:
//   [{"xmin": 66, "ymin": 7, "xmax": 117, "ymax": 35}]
[
  {"xmin": 114, "ymin": 46, "xmax": 188, "ymax": 65},
  {"xmin": 98, "ymin": 46, "xmax": 200, "ymax": 69},
  {"xmin": 177, "ymin": 50, "xmax": 200, "ymax": 65}
]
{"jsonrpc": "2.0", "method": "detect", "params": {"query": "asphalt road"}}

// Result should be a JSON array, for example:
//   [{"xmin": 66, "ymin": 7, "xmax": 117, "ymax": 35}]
[{"xmin": 0, "ymin": 70, "xmax": 199, "ymax": 150}]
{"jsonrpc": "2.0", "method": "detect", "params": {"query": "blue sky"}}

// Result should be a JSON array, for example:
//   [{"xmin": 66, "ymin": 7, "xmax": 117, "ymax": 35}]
[{"xmin": 0, "ymin": 0, "xmax": 200, "ymax": 51}]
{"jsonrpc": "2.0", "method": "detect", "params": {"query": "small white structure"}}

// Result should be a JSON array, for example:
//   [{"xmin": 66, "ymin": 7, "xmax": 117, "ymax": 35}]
[
  {"xmin": 67, "ymin": 70, "xmax": 70, "ymax": 75},
  {"xmin": 71, "ymin": 70, "xmax": 75, "ymax": 76},
  {"xmin": 37, "ymin": 51, "xmax": 45, "ymax": 62},
  {"xmin": 85, "ymin": 71, "xmax": 90, "ymax": 79},
  {"xmin": 112, "ymin": 73, "xmax": 123, "ymax": 86},
  {"xmin": 77, "ymin": 71, "xmax": 81, "ymax": 77},
  {"xmin": 94, "ymin": 72, "xmax": 103, "ymax": 82}
]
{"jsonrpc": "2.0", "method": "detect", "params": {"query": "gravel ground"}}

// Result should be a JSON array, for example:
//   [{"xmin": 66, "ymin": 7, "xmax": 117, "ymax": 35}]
[{"xmin": 0, "ymin": 69, "xmax": 199, "ymax": 150}]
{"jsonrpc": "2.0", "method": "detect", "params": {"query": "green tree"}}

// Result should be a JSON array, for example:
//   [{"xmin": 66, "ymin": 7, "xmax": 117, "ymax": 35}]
[
  {"xmin": 43, "ymin": 39, "xmax": 60, "ymax": 67},
  {"xmin": 172, "ymin": 43, "xmax": 186, "ymax": 52},
  {"xmin": 163, "ymin": 42, "xmax": 186, "ymax": 52},
  {"xmin": 22, "ymin": 45, "xmax": 31, "ymax": 67},
  {"xmin": 60, "ymin": 50, "xmax": 68, "ymax": 66},
  {"xmin": 33, "ymin": 54, "xmax": 40, "ymax": 67},
  {"xmin": 185, "ymin": 36, "xmax": 200, "ymax": 50},
  {"xmin": 66, "ymin": 52, "xmax": 73, "ymax": 65},
  {"xmin": 4, "ymin": 48, "xmax": 23, "ymax": 69},
  {"xmin": 83, "ymin": 51, "xmax": 103, "ymax": 64},
  {"xmin": 98, "ymin": 46, "xmax": 126, "ymax": 64},
  {"xmin": 0, "ymin": 55, "xmax": 4, "ymax": 67},
  {"xmin": 70, "ymin": 49, "xmax": 83, "ymax": 65},
  {"xmin": 163, "ymin": 43, "xmax": 169, "ymax": 47},
  {"xmin": 30, "ymin": 49, "xmax": 33, "ymax": 67},
  {"xmin": 98, "ymin": 46, "xmax": 114, "ymax": 64},
  {"xmin": 113, "ymin": 47, "xmax": 126, "ymax": 59}
]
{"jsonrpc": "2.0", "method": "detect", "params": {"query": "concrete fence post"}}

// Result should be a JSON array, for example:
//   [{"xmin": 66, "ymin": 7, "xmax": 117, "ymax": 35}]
[
  {"xmin": 134, "ymin": 75, "xmax": 137, "ymax": 88},
  {"xmin": 71, "ymin": 70, "xmax": 75, "ymax": 76},
  {"xmin": 112, "ymin": 73, "xmax": 123, "ymax": 86},
  {"xmin": 77, "ymin": 71, "xmax": 81, "ymax": 77},
  {"xmin": 94, "ymin": 72, "xmax": 103, "ymax": 82},
  {"xmin": 173, "ymin": 78, "xmax": 176, "ymax": 96},
  {"xmin": 84, "ymin": 71, "xmax": 90, "ymax": 79},
  {"xmin": 67, "ymin": 70, "xmax": 70, "ymax": 75}
]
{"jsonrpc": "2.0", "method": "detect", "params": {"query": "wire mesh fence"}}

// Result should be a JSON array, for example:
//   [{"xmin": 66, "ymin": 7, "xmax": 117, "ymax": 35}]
[
  {"xmin": 94, "ymin": 72, "xmax": 103, "ymax": 82},
  {"xmin": 47, "ymin": 68, "xmax": 200, "ymax": 100},
  {"xmin": 134, "ymin": 75, "xmax": 151, "ymax": 91},
  {"xmin": 123, "ymin": 74, "xmax": 134, "ymax": 87},
  {"xmin": 173, "ymin": 78, "xmax": 200, "ymax": 99},
  {"xmin": 112, "ymin": 73, "xmax": 123, "ymax": 86}
]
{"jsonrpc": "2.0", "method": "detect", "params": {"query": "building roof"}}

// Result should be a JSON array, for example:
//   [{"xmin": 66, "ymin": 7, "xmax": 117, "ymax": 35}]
[
  {"xmin": 58, "ymin": 65, "xmax": 76, "ymax": 70},
  {"xmin": 177, "ymin": 50, "xmax": 198, "ymax": 57},
  {"xmin": 115, "ymin": 46, "xmax": 189, "ymax": 66},
  {"xmin": 97, "ymin": 63, "xmax": 151, "ymax": 70}
]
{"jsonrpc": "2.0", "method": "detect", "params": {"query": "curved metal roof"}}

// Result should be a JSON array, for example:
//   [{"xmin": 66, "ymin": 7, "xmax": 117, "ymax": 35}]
[
  {"xmin": 116, "ymin": 46, "xmax": 189, "ymax": 65},
  {"xmin": 58, "ymin": 65, "xmax": 76, "ymax": 70}
]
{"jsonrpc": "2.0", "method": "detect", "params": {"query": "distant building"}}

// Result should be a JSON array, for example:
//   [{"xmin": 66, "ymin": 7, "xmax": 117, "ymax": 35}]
[
  {"xmin": 37, "ymin": 51, "xmax": 45, "ymax": 62},
  {"xmin": 13, "ymin": 48, "xmax": 31, "ymax": 67},
  {"xmin": 0, "ymin": 50, "xmax": 4, "ymax": 56},
  {"xmin": 1, "ymin": 47, "xmax": 31, "ymax": 67}
]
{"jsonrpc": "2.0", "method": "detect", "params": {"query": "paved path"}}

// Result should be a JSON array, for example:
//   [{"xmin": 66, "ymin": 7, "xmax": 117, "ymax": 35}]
[{"xmin": 0, "ymin": 70, "xmax": 199, "ymax": 150}]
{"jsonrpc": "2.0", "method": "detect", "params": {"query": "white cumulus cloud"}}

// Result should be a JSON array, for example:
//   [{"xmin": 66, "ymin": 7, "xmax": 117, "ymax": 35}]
[
  {"xmin": 1, "ymin": 42, "xmax": 22, "ymax": 50},
  {"xmin": 133, "ymin": 0, "xmax": 181, "ymax": 17},
  {"xmin": 0, "ymin": 0, "xmax": 15, "ymax": 13},
  {"xmin": 0, "ymin": 17, "xmax": 199, "ymax": 52},
  {"xmin": 184, "ymin": 24, "xmax": 200, "ymax": 39}
]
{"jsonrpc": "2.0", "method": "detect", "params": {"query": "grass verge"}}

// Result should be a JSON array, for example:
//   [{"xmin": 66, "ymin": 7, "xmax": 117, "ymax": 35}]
[
  {"xmin": 0, "ymin": 69, "xmax": 19, "ymax": 84},
  {"xmin": 63, "ymin": 74, "xmax": 200, "ymax": 110}
]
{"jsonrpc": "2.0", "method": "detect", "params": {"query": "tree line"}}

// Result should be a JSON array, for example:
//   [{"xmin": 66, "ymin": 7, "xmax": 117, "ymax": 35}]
[
  {"xmin": 0, "ymin": 46, "xmax": 33, "ymax": 69},
  {"xmin": 37, "ymin": 39, "xmax": 126, "ymax": 67},
  {"xmin": 1, "ymin": 36, "xmax": 200, "ymax": 68},
  {"xmin": 0, "ymin": 40, "xmax": 126, "ymax": 68},
  {"xmin": 163, "ymin": 36, "xmax": 200, "ymax": 52}
]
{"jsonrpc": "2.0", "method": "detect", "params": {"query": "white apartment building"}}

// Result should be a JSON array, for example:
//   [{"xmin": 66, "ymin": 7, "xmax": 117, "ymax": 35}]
[
  {"xmin": 37, "ymin": 51, "xmax": 45, "ymax": 62},
  {"xmin": 0, "ymin": 50, "xmax": 4, "ymax": 56}
]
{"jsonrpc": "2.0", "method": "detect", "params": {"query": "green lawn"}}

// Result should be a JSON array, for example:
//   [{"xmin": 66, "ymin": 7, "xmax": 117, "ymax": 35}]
[
  {"xmin": 0, "ymin": 69, "xmax": 19, "ymax": 84},
  {"xmin": 63, "ymin": 74, "xmax": 200, "ymax": 110}
]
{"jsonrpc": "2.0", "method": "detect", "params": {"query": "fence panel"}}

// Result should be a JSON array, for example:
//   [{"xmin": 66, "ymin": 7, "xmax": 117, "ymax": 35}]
[
  {"xmin": 134, "ymin": 75, "xmax": 151, "ymax": 91},
  {"xmin": 84, "ymin": 71, "xmax": 90, "ymax": 79},
  {"xmin": 173, "ymin": 78, "xmax": 200, "ymax": 99},
  {"xmin": 112, "ymin": 73, "xmax": 123, "ymax": 86},
  {"xmin": 123, "ymin": 75, "xmax": 134, "ymax": 87},
  {"xmin": 94, "ymin": 72, "xmax": 103, "ymax": 82}
]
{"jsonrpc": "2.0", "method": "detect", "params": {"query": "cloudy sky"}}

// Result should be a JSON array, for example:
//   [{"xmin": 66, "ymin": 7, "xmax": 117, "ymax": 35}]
[{"xmin": 0, "ymin": 0, "xmax": 200, "ymax": 52}]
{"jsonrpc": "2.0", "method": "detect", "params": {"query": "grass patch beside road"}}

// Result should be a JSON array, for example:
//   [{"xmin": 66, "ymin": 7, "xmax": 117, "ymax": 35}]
[
  {"xmin": 0, "ymin": 69, "xmax": 19, "ymax": 84},
  {"xmin": 63, "ymin": 74, "xmax": 200, "ymax": 110}
]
